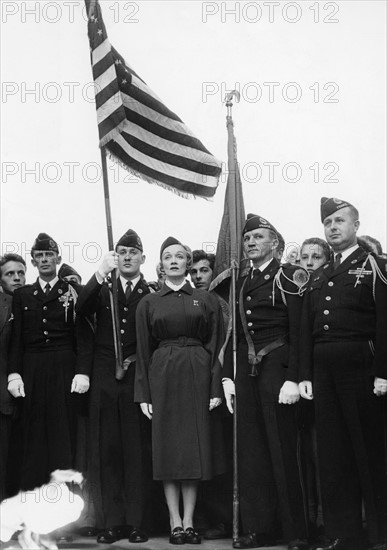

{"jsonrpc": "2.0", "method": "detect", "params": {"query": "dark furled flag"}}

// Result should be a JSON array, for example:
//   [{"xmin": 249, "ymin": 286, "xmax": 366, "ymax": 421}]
[
  {"xmin": 85, "ymin": 0, "xmax": 222, "ymax": 199},
  {"xmin": 210, "ymin": 112, "xmax": 246, "ymax": 291}
]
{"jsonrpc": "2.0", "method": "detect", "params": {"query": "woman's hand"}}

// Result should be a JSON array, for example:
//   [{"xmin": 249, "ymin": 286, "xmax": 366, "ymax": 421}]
[
  {"xmin": 140, "ymin": 403, "xmax": 153, "ymax": 419},
  {"xmin": 209, "ymin": 397, "xmax": 222, "ymax": 411}
]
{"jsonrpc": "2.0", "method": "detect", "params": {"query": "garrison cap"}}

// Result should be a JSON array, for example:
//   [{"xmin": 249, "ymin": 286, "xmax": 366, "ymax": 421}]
[
  {"xmin": 160, "ymin": 236, "xmax": 182, "ymax": 258},
  {"xmin": 58, "ymin": 263, "xmax": 81, "ymax": 281},
  {"xmin": 242, "ymin": 213, "xmax": 278, "ymax": 236},
  {"xmin": 31, "ymin": 233, "xmax": 59, "ymax": 254},
  {"xmin": 116, "ymin": 229, "xmax": 143, "ymax": 251},
  {"xmin": 320, "ymin": 197, "xmax": 354, "ymax": 222}
]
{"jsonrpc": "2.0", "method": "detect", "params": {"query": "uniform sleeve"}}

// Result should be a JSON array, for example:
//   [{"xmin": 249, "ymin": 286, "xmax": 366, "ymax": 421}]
[
  {"xmin": 8, "ymin": 290, "xmax": 24, "ymax": 376},
  {"xmin": 74, "ymin": 314, "xmax": 94, "ymax": 376},
  {"xmin": 75, "ymin": 274, "xmax": 103, "ymax": 316},
  {"xmin": 134, "ymin": 297, "xmax": 156, "ymax": 403},
  {"xmin": 373, "ymin": 260, "xmax": 387, "ymax": 379},
  {"xmin": 203, "ymin": 293, "xmax": 225, "ymax": 398},
  {"xmin": 298, "ymin": 287, "xmax": 314, "ymax": 382}
]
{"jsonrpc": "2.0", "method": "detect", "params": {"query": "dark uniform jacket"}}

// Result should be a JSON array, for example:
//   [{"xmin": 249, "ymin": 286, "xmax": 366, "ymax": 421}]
[
  {"xmin": 75, "ymin": 273, "xmax": 152, "ymax": 528},
  {"xmin": 75, "ymin": 273, "xmax": 150, "ymax": 359},
  {"xmin": 224, "ymin": 259, "xmax": 308, "ymax": 382},
  {"xmin": 300, "ymin": 247, "xmax": 387, "ymax": 381},
  {"xmin": 7, "ymin": 277, "xmax": 87, "ymax": 490},
  {"xmin": 0, "ymin": 292, "xmax": 14, "ymax": 415}
]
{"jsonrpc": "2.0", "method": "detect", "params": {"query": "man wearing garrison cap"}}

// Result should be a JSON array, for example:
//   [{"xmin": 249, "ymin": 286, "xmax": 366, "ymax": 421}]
[
  {"xmin": 222, "ymin": 214, "xmax": 309, "ymax": 550},
  {"xmin": 7, "ymin": 233, "xmax": 90, "ymax": 493},
  {"xmin": 76, "ymin": 229, "xmax": 151, "ymax": 544},
  {"xmin": 299, "ymin": 198, "xmax": 387, "ymax": 550},
  {"xmin": 59, "ymin": 263, "xmax": 82, "ymax": 285}
]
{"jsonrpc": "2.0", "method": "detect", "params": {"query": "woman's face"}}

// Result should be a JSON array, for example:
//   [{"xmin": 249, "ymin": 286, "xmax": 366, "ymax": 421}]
[
  {"xmin": 299, "ymin": 244, "xmax": 328, "ymax": 272},
  {"xmin": 161, "ymin": 244, "xmax": 187, "ymax": 279}
]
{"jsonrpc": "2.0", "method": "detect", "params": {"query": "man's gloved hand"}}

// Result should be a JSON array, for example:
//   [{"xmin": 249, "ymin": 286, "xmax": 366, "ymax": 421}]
[
  {"xmin": 374, "ymin": 377, "xmax": 387, "ymax": 397},
  {"xmin": 298, "ymin": 380, "xmax": 314, "ymax": 400},
  {"xmin": 279, "ymin": 381, "xmax": 300, "ymax": 405},
  {"xmin": 222, "ymin": 378, "xmax": 235, "ymax": 414},
  {"xmin": 97, "ymin": 251, "xmax": 118, "ymax": 280},
  {"xmin": 140, "ymin": 403, "xmax": 153, "ymax": 420},
  {"xmin": 209, "ymin": 397, "xmax": 222, "ymax": 411},
  {"xmin": 71, "ymin": 374, "xmax": 90, "ymax": 394},
  {"xmin": 7, "ymin": 374, "xmax": 25, "ymax": 398}
]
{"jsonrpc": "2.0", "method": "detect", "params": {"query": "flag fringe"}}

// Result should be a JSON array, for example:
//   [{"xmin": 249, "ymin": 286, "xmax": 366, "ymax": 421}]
[{"xmin": 106, "ymin": 150, "xmax": 213, "ymax": 201}]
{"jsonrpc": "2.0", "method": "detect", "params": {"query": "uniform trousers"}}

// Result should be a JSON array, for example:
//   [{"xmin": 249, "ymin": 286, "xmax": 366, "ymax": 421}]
[
  {"xmin": 313, "ymin": 341, "xmax": 387, "ymax": 544},
  {"xmin": 235, "ymin": 342, "xmax": 307, "ymax": 540}
]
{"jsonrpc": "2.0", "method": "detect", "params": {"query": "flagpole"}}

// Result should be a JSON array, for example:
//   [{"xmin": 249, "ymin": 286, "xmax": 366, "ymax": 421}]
[
  {"xmin": 225, "ymin": 91, "xmax": 241, "ymax": 543},
  {"xmin": 100, "ymin": 146, "xmax": 124, "ymax": 379}
]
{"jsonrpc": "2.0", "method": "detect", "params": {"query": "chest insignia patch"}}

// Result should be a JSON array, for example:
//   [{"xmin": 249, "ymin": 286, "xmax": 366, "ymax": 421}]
[
  {"xmin": 33, "ymin": 290, "xmax": 38, "ymax": 295},
  {"xmin": 138, "ymin": 288, "xmax": 143, "ymax": 294},
  {"xmin": 264, "ymin": 274, "xmax": 270, "ymax": 280},
  {"xmin": 193, "ymin": 300, "xmax": 199, "ymax": 306}
]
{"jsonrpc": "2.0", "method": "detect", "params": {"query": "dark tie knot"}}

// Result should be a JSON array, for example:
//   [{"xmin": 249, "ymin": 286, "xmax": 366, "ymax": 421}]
[{"xmin": 44, "ymin": 283, "xmax": 51, "ymax": 295}]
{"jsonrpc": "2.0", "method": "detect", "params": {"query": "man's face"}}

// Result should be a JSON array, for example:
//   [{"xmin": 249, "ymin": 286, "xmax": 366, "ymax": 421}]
[
  {"xmin": 0, "ymin": 261, "xmax": 26, "ymax": 293},
  {"xmin": 31, "ymin": 251, "xmax": 61, "ymax": 279},
  {"xmin": 300, "ymin": 245, "xmax": 328, "ymax": 273},
  {"xmin": 116, "ymin": 246, "xmax": 145, "ymax": 279},
  {"xmin": 190, "ymin": 259, "xmax": 213, "ymax": 290},
  {"xmin": 323, "ymin": 207, "xmax": 359, "ymax": 252},
  {"xmin": 243, "ymin": 228, "xmax": 277, "ymax": 266},
  {"xmin": 63, "ymin": 275, "xmax": 81, "ymax": 285}
]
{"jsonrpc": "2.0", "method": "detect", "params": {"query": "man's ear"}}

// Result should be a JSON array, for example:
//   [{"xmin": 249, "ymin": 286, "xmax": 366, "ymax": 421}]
[
  {"xmin": 56, "ymin": 255, "xmax": 62, "ymax": 265},
  {"xmin": 31, "ymin": 257, "xmax": 37, "ymax": 268}
]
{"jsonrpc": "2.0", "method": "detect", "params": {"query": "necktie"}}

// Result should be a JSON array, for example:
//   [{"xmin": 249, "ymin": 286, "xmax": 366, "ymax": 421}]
[
  {"xmin": 252, "ymin": 268, "xmax": 261, "ymax": 279},
  {"xmin": 125, "ymin": 281, "xmax": 132, "ymax": 301},
  {"xmin": 333, "ymin": 253, "xmax": 342, "ymax": 270},
  {"xmin": 44, "ymin": 283, "xmax": 51, "ymax": 295}
]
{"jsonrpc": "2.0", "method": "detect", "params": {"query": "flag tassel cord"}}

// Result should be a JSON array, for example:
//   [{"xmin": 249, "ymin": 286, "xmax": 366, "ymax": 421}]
[{"xmin": 100, "ymin": 146, "xmax": 125, "ymax": 380}]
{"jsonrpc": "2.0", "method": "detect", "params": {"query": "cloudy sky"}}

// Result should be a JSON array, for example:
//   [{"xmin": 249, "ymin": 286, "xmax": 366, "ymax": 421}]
[{"xmin": 1, "ymin": 0, "xmax": 386, "ymax": 282}]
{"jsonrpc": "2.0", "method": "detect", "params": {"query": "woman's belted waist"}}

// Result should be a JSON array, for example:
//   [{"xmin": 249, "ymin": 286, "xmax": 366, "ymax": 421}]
[{"xmin": 158, "ymin": 337, "xmax": 203, "ymax": 348}]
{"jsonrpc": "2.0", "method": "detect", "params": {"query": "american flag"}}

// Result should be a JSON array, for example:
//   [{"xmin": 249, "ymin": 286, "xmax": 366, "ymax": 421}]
[{"xmin": 85, "ymin": 0, "xmax": 222, "ymax": 199}]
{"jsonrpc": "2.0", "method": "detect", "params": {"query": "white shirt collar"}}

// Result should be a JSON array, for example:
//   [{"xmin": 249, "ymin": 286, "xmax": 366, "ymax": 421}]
[
  {"xmin": 251, "ymin": 258, "xmax": 273, "ymax": 277},
  {"xmin": 336, "ymin": 243, "xmax": 359, "ymax": 263},
  {"xmin": 120, "ymin": 274, "xmax": 141, "ymax": 291},
  {"xmin": 39, "ymin": 276, "xmax": 58, "ymax": 291},
  {"xmin": 165, "ymin": 279, "xmax": 187, "ymax": 291}
]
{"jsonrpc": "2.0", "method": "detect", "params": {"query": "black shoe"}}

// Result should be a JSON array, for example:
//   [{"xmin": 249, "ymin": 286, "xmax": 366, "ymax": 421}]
[
  {"xmin": 185, "ymin": 528, "xmax": 201, "ymax": 544},
  {"xmin": 129, "ymin": 527, "xmax": 148, "ymax": 543},
  {"xmin": 233, "ymin": 532, "xmax": 275, "ymax": 549},
  {"xmin": 97, "ymin": 526, "xmax": 130, "ymax": 544},
  {"xmin": 313, "ymin": 538, "xmax": 364, "ymax": 550},
  {"xmin": 288, "ymin": 539, "xmax": 309, "ymax": 550},
  {"xmin": 170, "ymin": 527, "xmax": 185, "ymax": 545},
  {"xmin": 204, "ymin": 523, "xmax": 232, "ymax": 540},
  {"xmin": 78, "ymin": 526, "xmax": 100, "ymax": 537}
]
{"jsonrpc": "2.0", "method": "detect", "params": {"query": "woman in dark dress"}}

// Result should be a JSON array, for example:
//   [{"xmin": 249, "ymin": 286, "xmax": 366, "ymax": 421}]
[{"xmin": 135, "ymin": 237, "xmax": 224, "ymax": 545}]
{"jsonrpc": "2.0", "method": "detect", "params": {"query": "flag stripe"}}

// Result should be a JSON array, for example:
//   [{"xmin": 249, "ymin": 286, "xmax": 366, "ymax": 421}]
[
  {"xmin": 92, "ymin": 39, "xmax": 110, "ymax": 66},
  {"xmin": 114, "ymin": 132, "xmax": 219, "ymax": 187},
  {"xmin": 120, "ymin": 118, "xmax": 220, "ymax": 168},
  {"xmin": 124, "ymin": 103, "xmax": 210, "ymax": 153},
  {"xmin": 97, "ymin": 92, "xmax": 123, "ymax": 124},
  {"xmin": 120, "ymin": 129, "xmax": 221, "ymax": 177},
  {"xmin": 86, "ymin": 0, "xmax": 221, "ymax": 199},
  {"xmin": 122, "ymin": 92, "xmax": 197, "ymax": 140}
]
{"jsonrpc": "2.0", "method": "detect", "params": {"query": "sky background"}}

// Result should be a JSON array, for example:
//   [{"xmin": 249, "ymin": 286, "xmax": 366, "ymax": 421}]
[{"xmin": 1, "ymin": 0, "xmax": 386, "ymax": 283}]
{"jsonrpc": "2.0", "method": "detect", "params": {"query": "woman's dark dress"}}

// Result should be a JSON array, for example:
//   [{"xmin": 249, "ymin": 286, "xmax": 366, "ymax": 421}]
[{"xmin": 135, "ymin": 282, "xmax": 224, "ymax": 481}]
